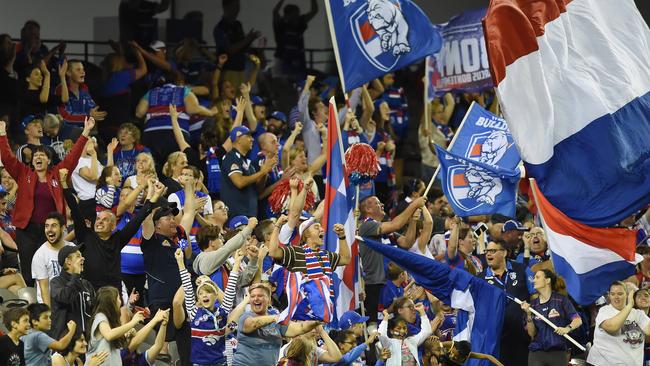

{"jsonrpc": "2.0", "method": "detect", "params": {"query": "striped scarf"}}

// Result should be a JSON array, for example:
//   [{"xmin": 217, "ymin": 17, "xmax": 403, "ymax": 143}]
[{"xmin": 302, "ymin": 244, "xmax": 334, "ymax": 298}]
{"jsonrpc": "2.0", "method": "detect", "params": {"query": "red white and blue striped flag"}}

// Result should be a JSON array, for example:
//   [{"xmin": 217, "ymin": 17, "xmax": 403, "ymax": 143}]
[{"xmin": 322, "ymin": 97, "xmax": 359, "ymax": 324}]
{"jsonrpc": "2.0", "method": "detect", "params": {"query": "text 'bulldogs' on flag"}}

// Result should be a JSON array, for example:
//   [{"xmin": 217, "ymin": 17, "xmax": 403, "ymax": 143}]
[
  {"xmin": 484, "ymin": 0, "xmax": 650, "ymax": 226},
  {"xmin": 436, "ymin": 102, "xmax": 521, "ymax": 217},
  {"xmin": 324, "ymin": 0, "xmax": 442, "ymax": 92}
]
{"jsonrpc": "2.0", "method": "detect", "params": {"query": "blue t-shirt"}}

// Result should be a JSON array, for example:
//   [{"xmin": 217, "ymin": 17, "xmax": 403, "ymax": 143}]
[
  {"xmin": 527, "ymin": 292, "xmax": 579, "ymax": 352},
  {"xmin": 103, "ymin": 69, "xmax": 136, "ymax": 96},
  {"xmin": 379, "ymin": 281, "xmax": 404, "ymax": 311},
  {"xmin": 21, "ymin": 330, "xmax": 54, "ymax": 366}
]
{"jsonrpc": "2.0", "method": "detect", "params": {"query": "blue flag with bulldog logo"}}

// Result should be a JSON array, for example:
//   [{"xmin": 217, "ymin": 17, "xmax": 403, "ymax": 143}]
[
  {"xmin": 436, "ymin": 103, "xmax": 521, "ymax": 217},
  {"xmin": 324, "ymin": 0, "xmax": 442, "ymax": 92}
]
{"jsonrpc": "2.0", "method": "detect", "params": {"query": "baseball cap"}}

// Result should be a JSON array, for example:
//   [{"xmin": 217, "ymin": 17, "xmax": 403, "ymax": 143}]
[
  {"xmin": 502, "ymin": 220, "xmax": 529, "ymax": 233},
  {"xmin": 269, "ymin": 111, "xmax": 287, "ymax": 124},
  {"xmin": 21, "ymin": 115, "xmax": 42, "ymax": 130},
  {"xmin": 228, "ymin": 215, "xmax": 249, "ymax": 230},
  {"xmin": 251, "ymin": 95, "xmax": 264, "ymax": 106},
  {"xmin": 150, "ymin": 40, "xmax": 166, "ymax": 51},
  {"xmin": 58, "ymin": 245, "xmax": 81, "ymax": 267},
  {"xmin": 153, "ymin": 202, "xmax": 180, "ymax": 222},
  {"xmin": 339, "ymin": 311, "xmax": 369, "ymax": 330},
  {"xmin": 229, "ymin": 126, "xmax": 252, "ymax": 142}
]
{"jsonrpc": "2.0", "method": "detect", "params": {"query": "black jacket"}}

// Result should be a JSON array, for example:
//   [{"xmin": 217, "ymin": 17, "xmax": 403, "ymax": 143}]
[
  {"xmin": 49, "ymin": 271, "xmax": 95, "ymax": 339},
  {"xmin": 63, "ymin": 188, "xmax": 155, "ymax": 290}
]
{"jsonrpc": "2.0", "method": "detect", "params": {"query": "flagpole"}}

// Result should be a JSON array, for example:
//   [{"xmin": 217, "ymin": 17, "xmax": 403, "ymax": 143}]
[
  {"xmin": 323, "ymin": 0, "xmax": 347, "ymax": 93},
  {"xmin": 423, "ymin": 101, "xmax": 476, "ymax": 197},
  {"xmin": 507, "ymin": 295, "xmax": 587, "ymax": 352},
  {"xmin": 526, "ymin": 178, "xmax": 587, "ymax": 352},
  {"xmin": 423, "ymin": 58, "xmax": 430, "ymax": 134},
  {"xmin": 331, "ymin": 96, "xmax": 365, "ymax": 326}
]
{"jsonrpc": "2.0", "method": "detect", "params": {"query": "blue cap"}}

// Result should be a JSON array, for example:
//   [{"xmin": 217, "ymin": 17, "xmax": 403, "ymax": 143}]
[
  {"xmin": 251, "ymin": 95, "xmax": 264, "ymax": 106},
  {"xmin": 502, "ymin": 220, "xmax": 529, "ymax": 233},
  {"xmin": 0, "ymin": 185, "xmax": 8, "ymax": 197},
  {"xmin": 21, "ymin": 115, "xmax": 41, "ymax": 130},
  {"xmin": 338, "ymin": 311, "xmax": 369, "ymax": 330},
  {"xmin": 269, "ymin": 111, "xmax": 287, "ymax": 124},
  {"xmin": 228, "ymin": 215, "xmax": 249, "ymax": 230},
  {"xmin": 229, "ymin": 126, "xmax": 252, "ymax": 142}
]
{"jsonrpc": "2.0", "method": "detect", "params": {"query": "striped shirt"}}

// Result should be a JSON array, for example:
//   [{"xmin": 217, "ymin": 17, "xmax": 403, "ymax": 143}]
[{"xmin": 279, "ymin": 245, "xmax": 340, "ymax": 274}]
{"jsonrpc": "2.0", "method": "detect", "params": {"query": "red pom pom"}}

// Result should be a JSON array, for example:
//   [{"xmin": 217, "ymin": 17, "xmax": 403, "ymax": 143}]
[
  {"xmin": 267, "ymin": 179, "xmax": 316, "ymax": 214},
  {"xmin": 345, "ymin": 143, "xmax": 380, "ymax": 178}
]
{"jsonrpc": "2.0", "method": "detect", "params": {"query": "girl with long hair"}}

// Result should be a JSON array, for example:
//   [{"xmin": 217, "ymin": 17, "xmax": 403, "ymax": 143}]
[{"xmin": 86, "ymin": 286, "xmax": 145, "ymax": 365}]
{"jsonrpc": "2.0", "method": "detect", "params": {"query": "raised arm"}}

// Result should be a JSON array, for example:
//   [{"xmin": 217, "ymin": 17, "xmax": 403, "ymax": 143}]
[
  {"xmin": 176, "ymin": 249, "xmax": 198, "ymax": 319},
  {"xmin": 169, "ymin": 104, "xmax": 190, "ymax": 151},
  {"xmin": 131, "ymin": 41, "xmax": 172, "ymax": 72},
  {"xmin": 284, "ymin": 320, "xmax": 321, "ymax": 338},
  {"xmin": 210, "ymin": 54, "xmax": 228, "ymax": 99},
  {"xmin": 129, "ymin": 309, "xmax": 168, "ymax": 353},
  {"xmin": 600, "ymin": 288, "xmax": 635, "ymax": 334},
  {"xmin": 333, "ymin": 224, "xmax": 350, "ymax": 266},
  {"xmin": 397, "ymin": 209, "xmax": 420, "ymax": 250},
  {"xmin": 131, "ymin": 46, "xmax": 148, "ymax": 80},
  {"xmin": 419, "ymin": 208, "xmax": 433, "ymax": 252},
  {"xmin": 282, "ymin": 122, "xmax": 302, "ymax": 169},
  {"xmin": 184, "ymin": 91, "xmax": 218, "ymax": 118},
  {"xmin": 268, "ymin": 215, "xmax": 287, "ymax": 260},
  {"xmin": 380, "ymin": 197, "xmax": 426, "ymax": 235},
  {"xmin": 360, "ymin": 85, "xmax": 375, "ymax": 132},
  {"xmin": 48, "ymin": 320, "xmax": 76, "ymax": 351},
  {"xmin": 239, "ymin": 83, "xmax": 258, "ymax": 132},
  {"xmin": 57, "ymin": 60, "xmax": 69, "ymax": 103},
  {"xmin": 97, "ymin": 311, "xmax": 145, "ymax": 341},
  {"xmin": 308, "ymin": 124, "xmax": 327, "ymax": 175},
  {"xmin": 60, "ymin": 169, "xmax": 90, "ymax": 242},
  {"xmin": 221, "ymin": 250, "xmax": 244, "ymax": 313},
  {"xmin": 315, "ymin": 325, "xmax": 343, "ymax": 363},
  {"xmin": 446, "ymin": 216, "xmax": 462, "ymax": 260},
  {"xmin": 38, "ymin": 61, "xmax": 51, "ymax": 103},
  {"xmin": 0, "ymin": 121, "xmax": 28, "ymax": 178}
]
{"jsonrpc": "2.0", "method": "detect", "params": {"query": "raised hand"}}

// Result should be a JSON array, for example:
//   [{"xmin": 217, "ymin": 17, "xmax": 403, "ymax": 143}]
[
  {"xmin": 107, "ymin": 137, "xmax": 119, "ymax": 153},
  {"xmin": 58, "ymin": 59, "xmax": 68, "ymax": 77},
  {"xmin": 277, "ymin": 215, "xmax": 289, "ymax": 226},
  {"xmin": 247, "ymin": 217, "xmax": 259, "ymax": 229},
  {"xmin": 66, "ymin": 320, "xmax": 76, "ymax": 332},
  {"xmin": 292, "ymin": 121, "xmax": 303, "ymax": 134},
  {"xmin": 89, "ymin": 107, "xmax": 107, "ymax": 121},
  {"xmin": 239, "ymin": 82, "xmax": 251, "ymax": 96},
  {"xmin": 174, "ymin": 248, "xmax": 184, "ymax": 264},
  {"xmin": 333, "ymin": 223, "xmax": 345, "ymax": 238},
  {"xmin": 249, "ymin": 54, "xmax": 261, "ymax": 67},
  {"xmin": 39, "ymin": 60, "xmax": 50, "ymax": 76},
  {"xmin": 83, "ymin": 116, "xmax": 96, "ymax": 136},
  {"xmin": 169, "ymin": 104, "xmax": 179, "ymax": 121},
  {"xmin": 58, "ymin": 168, "xmax": 69, "ymax": 182},
  {"xmin": 131, "ymin": 311, "xmax": 145, "ymax": 324},
  {"xmin": 218, "ymin": 54, "xmax": 228, "ymax": 66}
]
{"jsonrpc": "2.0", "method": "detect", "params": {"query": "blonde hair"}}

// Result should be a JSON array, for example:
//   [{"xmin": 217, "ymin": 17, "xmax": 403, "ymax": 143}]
[
  {"xmin": 118, "ymin": 123, "xmax": 142, "ymax": 143},
  {"xmin": 162, "ymin": 151, "xmax": 186, "ymax": 178},
  {"xmin": 289, "ymin": 148, "xmax": 306, "ymax": 166},
  {"xmin": 284, "ymin": 336, "xmax": 316, "ymax": 365},
  {"xmin": 135, "ymin": 152, "xmax": 156, "ymax": 177}
]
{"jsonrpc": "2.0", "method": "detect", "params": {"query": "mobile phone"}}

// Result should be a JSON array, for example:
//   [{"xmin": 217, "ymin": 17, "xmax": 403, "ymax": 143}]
[{"xmin": 473, "ymin": 222, "xmax": 488, "ymax": 237}]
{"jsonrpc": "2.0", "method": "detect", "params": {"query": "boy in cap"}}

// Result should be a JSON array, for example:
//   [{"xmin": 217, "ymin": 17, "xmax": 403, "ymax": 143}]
[
  {"xmin": 17, "ymin": 115, "xmax": 59, "ymax": 165},
  {"xmin": 49, "ymin": 245, "xmax": 95, "ymax": 339}
]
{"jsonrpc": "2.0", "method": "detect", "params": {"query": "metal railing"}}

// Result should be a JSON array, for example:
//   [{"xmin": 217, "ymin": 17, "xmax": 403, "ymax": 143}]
[{"xmin": 24, "ymin": 39, "xmax": 335, "ymax": 72}]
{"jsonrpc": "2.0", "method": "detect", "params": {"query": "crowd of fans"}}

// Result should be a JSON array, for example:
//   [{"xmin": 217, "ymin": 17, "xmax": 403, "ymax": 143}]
[{"xmin": 0, "ymin": 0, "xmax": 649, "ymax": 366}]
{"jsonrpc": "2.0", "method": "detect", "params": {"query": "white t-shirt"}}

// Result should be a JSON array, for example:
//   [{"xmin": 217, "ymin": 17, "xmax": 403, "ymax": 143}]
[
  {"xmin": 72, "ymin": 156, "xmax": 103, "ymax": 201},
  {"xmin": 408, "ymin": 239, "xmax": 435, "ymax": 260},
  {"xmin": 587, "ymin": 304, "xmax": 650, "ymax": 366},
  {"xmin": 31, "ymin": 241, "xmax": 75, "ymax": 303}
]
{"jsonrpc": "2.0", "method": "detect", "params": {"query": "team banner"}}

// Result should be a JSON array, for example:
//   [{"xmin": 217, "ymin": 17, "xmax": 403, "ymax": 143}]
[
  {"xmin": 439, "ymin": 102, "xmax": 521, "ymax": 217},
  {"xmin": 324, "ymin": 0, "xmax": 442, "ymax": 92},
  {"xmin": 429, "ymin": 9, "xmax": 492, "ymax": 96}
]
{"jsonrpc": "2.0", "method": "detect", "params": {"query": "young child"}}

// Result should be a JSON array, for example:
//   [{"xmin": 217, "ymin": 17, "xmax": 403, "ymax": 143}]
[
  {"xmin": 0, "ymin": 307, "xmax": 30, "ymax": 366},
  {"xmin": 86, "ymin": 286, "xmax": 145, "ymax": 365},
  {"xmin": 378, "ymin": 306, "xmax": 431, "ymax": 366},
  {"xmin": 22, "ymin": 303, "xmax": 77, "ymax": 366},
  {"xmin": 174, "ymin": 248, "xmax": 249, "ymax": 366},
  {"xmin": 52, "ymin": 332, "xmax": 108, "ymax": 366},
  {"xmin": 95, "ymin": 165, "xmax": 122, "ymax": 212}
]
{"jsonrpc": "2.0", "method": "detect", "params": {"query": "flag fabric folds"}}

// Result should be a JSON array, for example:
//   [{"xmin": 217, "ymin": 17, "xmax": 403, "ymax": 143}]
[
  {"xmin": 435, "ymin": 143, "xmax": 520, "ymax": 218},
  {"xmin": 484, "ymin": 0, "xmax": 650, "ymax": 226},
  {"xmin": 322, "ymin": 97, "xmax": 359, "ymax": 325},
  {"xmin": 277, "ymin": 272, "xmax": 334, "ymax": 325},
  {"xmin": 530, "ymin": 180, "xmax": 642, "ymax": 305},
  {"xmin": 361, "ymin": 237, "xmax": 505, "ymax": 365},
  {"xmin": 324, "ymin": 0, "xmax": 442, "ymax": 92}
]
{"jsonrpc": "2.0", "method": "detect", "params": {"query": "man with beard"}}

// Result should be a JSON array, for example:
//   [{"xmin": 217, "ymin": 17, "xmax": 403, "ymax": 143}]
[
  {"xmin": 31, "ymin": 212, "xmax": 75, "ymax": 305},
  {"xmin": 60, "ymin": 169, "xmax": 163, "ymax": 291},
  {"xmin": 49, "ymin": 245, "xmax": 94, "ymax": 338}
]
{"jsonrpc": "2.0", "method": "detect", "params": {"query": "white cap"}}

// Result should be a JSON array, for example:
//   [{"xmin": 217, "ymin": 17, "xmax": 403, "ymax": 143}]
[{"xmin": 149, "ymin": 40, "xmax": 166, "ymax": 51}]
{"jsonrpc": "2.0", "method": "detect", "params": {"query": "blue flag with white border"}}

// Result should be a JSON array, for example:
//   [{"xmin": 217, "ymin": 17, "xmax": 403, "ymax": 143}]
[
  {"xmin": 361, "ymin": 236, "xmax": 505, "ymax": 365},
  {"xmin": 324, "ymin": 0, "xmax": 442, "ymax": 92}
]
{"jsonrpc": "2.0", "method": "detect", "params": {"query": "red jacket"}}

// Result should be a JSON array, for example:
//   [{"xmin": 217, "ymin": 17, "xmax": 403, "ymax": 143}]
[{"xmin": 0, "ymin": 134, "xmax": 88, "ymax": 229}]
